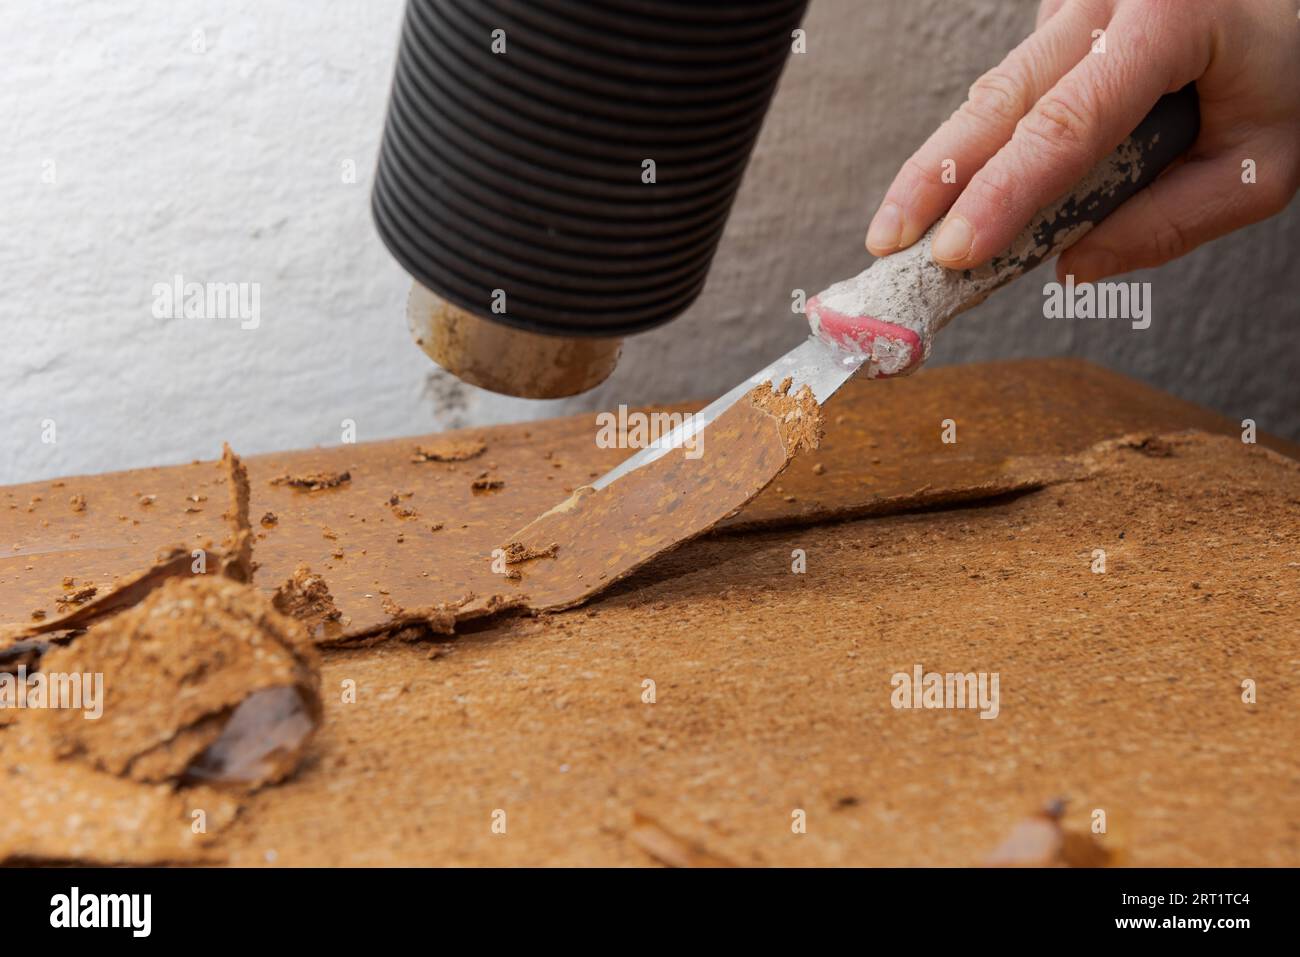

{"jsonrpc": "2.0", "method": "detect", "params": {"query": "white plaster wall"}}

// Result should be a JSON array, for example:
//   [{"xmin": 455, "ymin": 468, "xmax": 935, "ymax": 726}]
[{"xmin": 3, "ymin": 0, "xmax": 1297, "ymax": 485}]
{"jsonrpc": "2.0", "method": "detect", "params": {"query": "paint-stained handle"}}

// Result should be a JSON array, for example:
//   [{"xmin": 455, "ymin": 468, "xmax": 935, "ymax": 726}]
[
  {"xmin": 973, "ymin": 83, "xmax": 1199, "ymax": 290},
  {"xmin": 806, "ymin": 84, "xmax": 1200, "ymax": 377}
]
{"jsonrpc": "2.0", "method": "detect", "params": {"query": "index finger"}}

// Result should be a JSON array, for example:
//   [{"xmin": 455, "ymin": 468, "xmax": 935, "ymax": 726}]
[{"xmin": 865, "ymin": 0, "xmax": 1110, "ymax": 257}]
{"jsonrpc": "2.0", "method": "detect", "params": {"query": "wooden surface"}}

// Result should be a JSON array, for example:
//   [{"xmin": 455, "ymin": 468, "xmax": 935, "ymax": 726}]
[{"xmin": 2, "ymin": 358, "xmax": 1297, "ymax": 865}]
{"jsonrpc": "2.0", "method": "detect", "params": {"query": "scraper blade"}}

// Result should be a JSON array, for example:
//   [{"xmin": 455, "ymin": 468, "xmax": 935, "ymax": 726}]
[{"xmin": 592, "ymin": 335, "xmax": 866, "ymax": 491}]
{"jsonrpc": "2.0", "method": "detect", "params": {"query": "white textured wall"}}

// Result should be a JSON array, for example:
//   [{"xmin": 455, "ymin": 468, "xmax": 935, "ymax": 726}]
[{"xmin": 4, "ymin": 0, "xmax": 1297, "ymax": 485}]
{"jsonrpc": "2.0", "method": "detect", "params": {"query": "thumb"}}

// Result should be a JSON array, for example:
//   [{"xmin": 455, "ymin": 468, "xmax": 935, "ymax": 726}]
[{"xmin": 1057, "ymin": 141, "xmax": 1298, "ymax": 283}]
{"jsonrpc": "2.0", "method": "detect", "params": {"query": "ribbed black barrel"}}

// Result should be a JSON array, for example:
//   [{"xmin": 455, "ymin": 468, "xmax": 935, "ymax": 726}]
[{"xmin": 372, "ymin": 0, "xmax": 809, "ymax": 337}]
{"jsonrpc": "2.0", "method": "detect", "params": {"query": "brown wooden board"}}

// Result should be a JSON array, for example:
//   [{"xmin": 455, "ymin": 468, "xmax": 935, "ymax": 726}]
[{"xmin": 1, "ymin": 358, "xmax": 1296, "ymax": 865}]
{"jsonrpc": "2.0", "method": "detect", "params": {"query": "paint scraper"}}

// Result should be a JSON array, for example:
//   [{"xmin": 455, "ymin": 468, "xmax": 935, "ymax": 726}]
[{"xmin": 500, "ymin": 86, "xmax": 1200, "ymax": 611}]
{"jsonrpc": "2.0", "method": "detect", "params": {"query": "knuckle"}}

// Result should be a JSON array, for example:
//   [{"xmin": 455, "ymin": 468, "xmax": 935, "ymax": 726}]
[
  {"xmin": 901, "ymin": 154, "xmax": 945, "ymax": 191},
  {"xmin": 1139, "ymin": 0, "xmax": 1183, "ymax": 19},
  {"xmin": 1152, "ymin": 223, "xmax": 1189, "ymax": 262},
  {"xmin": 964, "ymin": 70, "xmax": 1029, "ymax": 127},
  {"xmin": 1256, "ymin": 166, "xmax": 1298, "ymax": 217},
  {"xmin": 1019, "ymin": 93, "xmax": 1091, "ymax": 154},
  {"xmin": 1145, "ymin": 196, "xmax": 1191, "ymax": 262},
  {"xmin": 967, "ymin": 165, "xmax": 1020, "ymax": 214}
]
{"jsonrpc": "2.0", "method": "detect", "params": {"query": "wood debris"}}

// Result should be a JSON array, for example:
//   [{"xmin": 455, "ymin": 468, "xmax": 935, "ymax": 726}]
[
  {"xmin": 411, "ymin": 438, "xmax": 486, "ymax": 463},
  {"xmin": 271, "ymin": 470, "xmax": 352, "ymax": 491}
]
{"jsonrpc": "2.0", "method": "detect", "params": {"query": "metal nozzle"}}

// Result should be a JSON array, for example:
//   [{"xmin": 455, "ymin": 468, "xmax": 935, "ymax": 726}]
[{"xmin": 406, "ymin": 284, "xmax": 622, "ymax": 399}]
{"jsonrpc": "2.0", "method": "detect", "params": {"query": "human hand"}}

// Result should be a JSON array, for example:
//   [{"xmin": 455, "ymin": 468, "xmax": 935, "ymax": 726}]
[{"xmin": 864, "ymin": 0, "xmax": 1300, "ymax": 282}]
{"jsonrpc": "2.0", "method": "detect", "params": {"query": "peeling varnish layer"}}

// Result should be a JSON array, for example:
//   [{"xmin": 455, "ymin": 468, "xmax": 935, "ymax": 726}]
[
  {"xmin": 0, "ymin": 431, "xmax": 1134, "ymax": 658},
  {"xmin": 270, "ymin": 470, "xmax": 351, "ymax": 491},
  {"xmin": 272, "ymin": 563, "xmax": 344, "ymax": 641},
  {"xmin": 501, "ymin": 541, "xmax": 558, "ymax": 564},
  {"xmin": 318, "ymin": 592, "xmax": 531, "ymax": 648},
  {"xmin": 1, "ymin": 426, "xmax": 1227, "ymax": 661},
  {"xmin": 0, "ymin": 547, "xmax": 196, "ymax": 650},
  {"xmin": 9, "ymin": 352, "xmax": 1297, "ymax": 668},
  {"xmin": 495, "ymin": 383, "xmax": 824, "ymax": 612},
  {"xmin": 749, "ymin": 380, "xmax": 822, "ymax": 453},
  {"xmin": 411, "ymin": 438, "xmax": 486, "ymax": 463},
  {"xmin": 0, "ymin": 445, "xmax": 256, "ymax": 652},
  {"xmin": 40, "ymin": 575, "xmax": 321, "ymax": 789},
  {"xmin": 219, "ymin": 442, "xmax": 253, "ymax": 582},
  {"xmin": 0, "ymin": 448, "xmax": 319, "ymax": 864}
]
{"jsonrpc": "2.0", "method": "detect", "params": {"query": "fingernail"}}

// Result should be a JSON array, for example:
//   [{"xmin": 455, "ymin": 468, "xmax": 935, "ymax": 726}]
[
  {"xmin": 1068, "ymin": 248, "xmax": 1122, "ymax": 283},
  {"xmin": 866, "ymin": 202, "xmax": 902, "ymax": 253},
  {"xmin": 932, "ymin": 215, "xmax": 974, "ymax": 264}
]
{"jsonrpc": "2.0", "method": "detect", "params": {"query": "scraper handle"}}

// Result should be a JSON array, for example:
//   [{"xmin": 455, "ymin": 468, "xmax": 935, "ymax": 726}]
[
  {"xmin": 959, "ymin": 83, "xmax": 1199, "ymax": 292},
  {"xmin": 806, "ymin": 84, "xmax": 1200, "ymax": 376}
]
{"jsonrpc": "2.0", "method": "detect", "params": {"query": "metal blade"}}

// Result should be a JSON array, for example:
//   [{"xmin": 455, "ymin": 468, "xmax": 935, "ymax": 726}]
[{"xmin": 592, "ymin": 336, "xmax": 865, "ymax": 490}]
